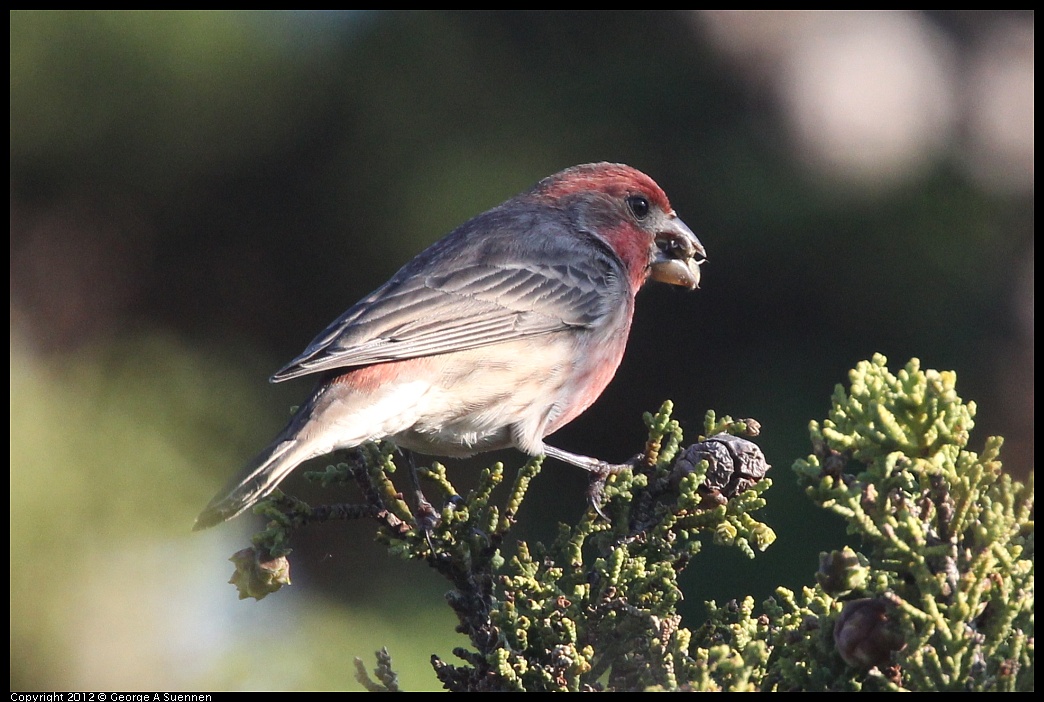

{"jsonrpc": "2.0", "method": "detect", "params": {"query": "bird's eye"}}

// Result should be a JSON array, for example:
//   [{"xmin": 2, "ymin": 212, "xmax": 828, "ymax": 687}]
[{"xmin": 626, "ymin": 195, "xmax": 650, "ymax": 220}]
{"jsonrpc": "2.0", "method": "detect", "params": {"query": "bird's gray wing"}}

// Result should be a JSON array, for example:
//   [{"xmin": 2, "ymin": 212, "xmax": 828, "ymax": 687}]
[{"xmin": 271, "ymin": 217, "xmax": 626, "ymax": 382}]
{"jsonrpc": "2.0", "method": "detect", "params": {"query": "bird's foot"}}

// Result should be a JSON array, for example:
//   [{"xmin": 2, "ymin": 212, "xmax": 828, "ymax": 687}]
[
  {"xmin": 541, "ymin": 445, "xmax": 641, "ymax": 520},
  {"xmin": 586, "ymin": 466, "xmax": 612, "ymax": 520},
  {"xmin": 587, "ymin": 456, "xmax": 641, "ymax": 520},
  {"xmin": 401, "ymin": 450, "xmax": 442, "ymax": 552},
  {"xmin": 413, "ymin": 490, "xmax": 441, "ymax": 554}
]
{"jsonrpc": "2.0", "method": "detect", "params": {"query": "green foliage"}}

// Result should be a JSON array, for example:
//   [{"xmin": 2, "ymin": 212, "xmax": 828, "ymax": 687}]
[
  {"xmin": 697, "ymin": 355, "xmax": 1033, "ymax": 691},
  {"xmin": 239, "ymin": 402, "xmax": 774, "ymax": 690},
  {"xmin": 232, "ymin": 356, "xmax": 1032, "ymax": 691},
  {"xmin": 354, "ymin": 647, "xmax": 400, "ymax": 692}
]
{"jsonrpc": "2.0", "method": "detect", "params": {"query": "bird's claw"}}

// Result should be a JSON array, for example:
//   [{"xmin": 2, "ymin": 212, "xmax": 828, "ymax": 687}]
[
  {"xmin": 587, "ymin": 471, "xmax": 611, "ymax": 520},
  {"xmin": 585, "ymin": 454, "xmax": 645, "ymax": 520},
  {"xmin": 410, "ymin": 488, "xmax": 442, "ymax": 555},
  {"xmin": 402, "ymin": 449, "xmax": 442, "ymax": 553},
  {"xmin": 585, "ymin": 461, "xmax": 626, "ymax": 520}
]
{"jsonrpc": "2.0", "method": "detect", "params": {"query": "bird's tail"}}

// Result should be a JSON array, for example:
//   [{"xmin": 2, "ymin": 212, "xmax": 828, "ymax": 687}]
[{"xmin": 193, "ymin": 435, "xmax": 321, "ymax": 531}]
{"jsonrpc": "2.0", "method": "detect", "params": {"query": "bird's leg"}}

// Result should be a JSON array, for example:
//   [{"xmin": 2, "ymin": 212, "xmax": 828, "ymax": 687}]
[
  {"xmin": 403, "ymin": 450, "xmax": 440, "ymax": 551},
  {"xmin": 542, "ymin": 444, "xmax": 636, "ymax": 520}
]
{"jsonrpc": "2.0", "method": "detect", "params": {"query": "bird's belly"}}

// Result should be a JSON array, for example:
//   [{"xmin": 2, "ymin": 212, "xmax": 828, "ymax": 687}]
[
  {"xmin": 319, "ymin": 329, "xmax": 628, "ymax": 459},
  {"xmin": 385, "ymin": 332, "xmax": 627, "ymax": 458},
  {"xmin": 390, "ymin": 424, "xmax": 515, "ymax": 457},
  {"xmin": 387, "ymin": 361, "xmax": 556, "ymax": 457}
]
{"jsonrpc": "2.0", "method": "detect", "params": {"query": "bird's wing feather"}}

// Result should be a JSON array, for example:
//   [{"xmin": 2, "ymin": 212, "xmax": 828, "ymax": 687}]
[{"xmin": 271, "ymin": 212, "xmax": 628, "ymax": 382}]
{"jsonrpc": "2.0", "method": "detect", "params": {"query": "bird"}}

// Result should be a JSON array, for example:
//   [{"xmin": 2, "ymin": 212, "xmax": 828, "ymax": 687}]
[{"xmin": 194, "ymin": 162, "xmax": 705, "ymax": 531}]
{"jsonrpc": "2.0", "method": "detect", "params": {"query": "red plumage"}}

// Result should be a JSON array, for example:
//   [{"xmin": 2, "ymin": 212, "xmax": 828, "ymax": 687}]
[{"xmin": 195, "ymin": 162, "xmax": 706, "ymax": 530}]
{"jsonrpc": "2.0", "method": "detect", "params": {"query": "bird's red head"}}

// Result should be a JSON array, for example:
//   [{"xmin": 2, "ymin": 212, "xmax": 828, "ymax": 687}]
[
  {"xmin": 530, "ymin": 163, "xmax": 705, "ymax": 294},
  {"xmin": 533, "ymin": 162, "xmax": 674, "ymax": 215}
]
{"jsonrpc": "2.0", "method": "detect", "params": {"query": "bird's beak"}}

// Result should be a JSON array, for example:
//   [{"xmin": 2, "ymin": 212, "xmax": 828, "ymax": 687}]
[{"xmin": 650, "ymin": 216, "xmax": 706, "ymax": 290}]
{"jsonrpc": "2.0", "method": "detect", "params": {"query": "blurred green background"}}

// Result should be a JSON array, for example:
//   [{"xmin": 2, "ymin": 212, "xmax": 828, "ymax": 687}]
[{"xmin": 10, "ymin": 10, "xmax": 1033, "ymax": 691}]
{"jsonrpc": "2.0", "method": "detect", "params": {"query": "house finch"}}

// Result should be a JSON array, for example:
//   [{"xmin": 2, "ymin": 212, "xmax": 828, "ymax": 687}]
[{"xmin": 195, "ymin": 162, "xmax": 705, "ymax": 530}]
